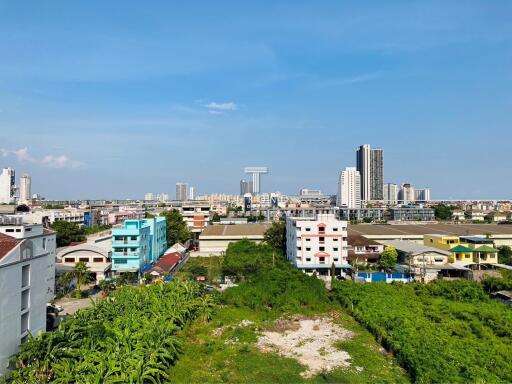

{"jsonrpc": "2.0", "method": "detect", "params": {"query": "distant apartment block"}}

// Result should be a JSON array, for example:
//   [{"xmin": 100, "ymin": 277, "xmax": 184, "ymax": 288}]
[
  {"xmin": 399, "ymin": 183, "xmax": 415, "ymax": 204},
  {"xmin": 286, "ymin": 213, "xmax": 349, "ymax": 277},
  {"xmin": 390, "ymin": 207, "xmax": 435, "ymax": 221},
  {"xmin": 19, "ymin": 174, "xmax": 31, "ymax": 205},
  {"xmin": 111, "ymin": 217, "xmax": 167, "ymax": 273},
  {"xmin": 0, "ymin": 167, "xmax": 16, "ymax": 204},
  {"xmin": 300, "ymin": 189, "xmax": 322, "ymax": 196},
  {"xmin": 356, "ymin": 145, "xmax": 383, "ymax": 201},
  {"xmin": 383, "ymin": 183, "xmax": 399, "ymax": 205},
  {"xmin": 181, "ymin": 203, "xmax": 211, "ymax": 234},
  {"xmin": 240, "ymin": 179, "xmax": 253, "ymax": 195},
  {"xmin": 176, "ymin": 182, "xmax": 189, "ymax": 201},
  {"xmin": 337, "ymin": 167, "xmax": 361, "ymax": 208},
  {"xmin": 415, "ymin": 188, "xmax": 431, "ymax": 202}
]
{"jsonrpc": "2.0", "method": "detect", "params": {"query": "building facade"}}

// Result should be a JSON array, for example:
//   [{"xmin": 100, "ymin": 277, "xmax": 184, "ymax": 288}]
[
  {"xmin": 111, "ymin": 217, "xmax": 167, "ymax": 273},
  {"xmin": 415, "ymin": 188, "xmax": 431, "ymax": 202},
  {"xmin": 0, "ymin": 217, "xmax": 56, "ymax": 374},
  {"xmin": 390, "ymin": 207, "xmax": 435, "ymax": 221},
  {"xmin": 240, "ymin": 180, "xmax": 253, "ymax": 195},
  {"xmin": 399, "ymin": 183, "xmax": 416, "ymax": 204},
  {"xmin": 337, "ymin": 167, "xmax": 361, "ymax": 208},
  {"xmin": 383, "ymin": 183, "xmax": 399, "ymax": 205},
  {"xmin": 356, "ymin": 145, "xmax": 383, "ymax": 202},
  {"xmin": 286, "ymin": 213, "xmax": 349, "ymax": 276},
  {"xmin": 18, "ymin": 174, "xmax": 31, "ymax": 205},
  {"xmin": 176, "ymin": 182, "xmax": 189, "ymax": 201},
  {"xmin": 0, "ymin": 167, "xmax": 16, "ymax": 204}
]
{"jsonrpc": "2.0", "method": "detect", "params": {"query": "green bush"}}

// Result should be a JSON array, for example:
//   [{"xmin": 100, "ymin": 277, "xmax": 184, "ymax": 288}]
[{"xmin": 332, "ymin": 281, "xmax": 512, "ymax": 383}]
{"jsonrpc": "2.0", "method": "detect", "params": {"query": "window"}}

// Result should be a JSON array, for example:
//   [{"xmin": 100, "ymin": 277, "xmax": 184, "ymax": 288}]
[
  {"xmin": 333, "ymin": 238, "xmax": 338, "ymax": 242},
  {"xmin": 64, "ymin": 258, "xmax": 74, "ymax": 263},
  {"xmin": 305, "ymin": 228, "xmax": 311, "ymax": 232},
  {"xmin": 319, "ymin": 256, "xmax": 325, "ymax": 263},
  {"xmin": 297, "ymin": 246, "xmax": 301, "ymax": 251},
  {"xmin": 25, "ymin": 228, "xmax": 31, "ymax": 232},
  {"xmin": 21, "ymin": 290, "xmax": 29, "ymax": 311},
  {"xmin": 333, "ymin": 247, "xmax": 338, "ymax": 251},
  {"xmin": 43, "ymin": 238, "xmax": 47, "ymax": 250},
  {"xmin": 114, "ymin": 236, "xmax": 123, "ymax": 241},
  {"xmin": 93, "ymin": 257, "xmax": 103, "ymax": 263},
  {"xmin": 79, "ymin": 258, "xmax": 88, "ymax": 262},
  {"xmin": 21, "ymin": 312, "xmax": 29, "ymax": 334},
  {"xmin": 306, "ymin": 247, "xmax": 311, "ymax": 251},
  {"xmin": 130, "ymin": 236, "xmax": 137, "ymax": 241},
  {"xmin": 130, "ymin": 248, "xmax": 137, "ymax": 252},
  {"xmin": 21, "ymin": 265, "xmax": 30, "ymax": 288},
  {"xmin": 333, "ymin": 228, "xmax": 338, "ymax": 232},
  {"xmin": 306, "ymin": 238, "xmax": 311, "ymax": 242},
  {"xmin": 16, "ymin": 228, "xmax": 21, "ymax": 232},
  {"xmin": 6, "ymin": 228, "xmax": 14, "ymax": 232},
  {"xmin": 115, "ymin": 259, "xmax": 128, "ymax": 264},
  {"xmin": 306, "ymin": 258, "xmax": 311, "ymax": 262},
  {"xmin": 319, "ymin": 246, "xmax": 325, "ymax": 251},
  {"xmin": 333, "ymin": 258, "xmax": 338, "ymax": 261},
  {"xmin": 319, "ymin": 227, "xmax": 325, "ymax": 233},
  {"xmin": 319, "ymin": 237, "xmax": 325, "ymax": 243}
]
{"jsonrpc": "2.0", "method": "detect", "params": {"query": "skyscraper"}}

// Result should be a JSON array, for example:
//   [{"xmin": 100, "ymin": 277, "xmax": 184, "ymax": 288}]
[
  {"xmin": 189, "ymin": 187, "xmax": 195, "ymax": 200},
  {"xmin": 337, "ymin": 167, "xmax": 361, "ymax": 208},
  {"xmin": 399, "ymin": 183, "xmax": 416, "ymax": 204},
  {"xmin": 0, "ymin": 168, "xmax": 16, "ymax": 204},
  {"xmin": 19, "ymin": 174, "xmax": 31, "ymax": 204},
  {"xmin": 415, "ymin": 188, "xmax": 431, "ymax": 203},
  {"xmin": 240, "ymin": 179, "xmax": 253, "ymax": 195},
  {"xmin": 356, "ymin": 144, "xmax": 384, "ymax": 202},
  {"xmin": 244, "ymin": 167, "xmax": 268, "ymax": 194},
  {"xmin": 176, "ymin": 182, "xmax": 189, "ymax": 201},
  {"xmin": 383, "ymin": 183, "xmax": 399, "ymax": 205}
]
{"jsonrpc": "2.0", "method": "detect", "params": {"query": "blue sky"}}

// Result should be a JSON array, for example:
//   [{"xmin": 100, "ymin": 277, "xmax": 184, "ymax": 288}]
[{"xmin": 0, "ymin": 1, "xmax": 511, "ymax": 199}]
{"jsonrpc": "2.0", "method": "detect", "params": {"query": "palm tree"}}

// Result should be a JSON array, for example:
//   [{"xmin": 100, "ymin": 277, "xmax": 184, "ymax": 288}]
[
  {"xmin": 70, "ymin": 261, "xmax": 92, "ymax": 294},
  {"xmin": 57, "ymin": 272, "xmax": 72, "ymax": 295}
]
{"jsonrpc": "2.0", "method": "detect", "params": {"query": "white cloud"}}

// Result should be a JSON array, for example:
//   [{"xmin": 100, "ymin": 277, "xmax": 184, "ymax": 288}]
[
  {"xmin": 205, "ymin": 101, "xmax": 238, "ymax": 111},
  {"xmin": 0, "ymin": 147, "xmax": 84, "ymax": 169},
  {"xmin": 315, "ymin": 73, "xmax": 380, "ymax": 87}
]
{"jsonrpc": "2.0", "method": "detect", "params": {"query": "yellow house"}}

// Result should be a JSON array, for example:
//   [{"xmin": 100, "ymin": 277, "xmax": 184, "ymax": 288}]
[
  {"xmin": 448, "ymin": 245, "xmax": 474, "ymax": 263},
  {"xmin": 472, "ymin": 245, "xmax": 498, "ymax": 264},
  {"xmin": 424, "ymin": 234, "xmax": 464, "ymax": 251}
]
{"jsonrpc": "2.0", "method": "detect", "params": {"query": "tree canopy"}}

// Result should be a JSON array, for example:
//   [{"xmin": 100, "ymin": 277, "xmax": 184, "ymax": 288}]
[
  {"xmin": 379, "ymin": 246, "xmax": 398, "ymax": 271},
  {"xmin": 161, "ymin": 209, "xmax": 190, "ymax": 246},
  {"xmin": 263, "ymin": 221, "xmax": 286, "ymax": 255},
  {"xmin": 433, "ymin": 204, "xmax": 456, "ymax": 220},
  {"xmin": 51, "ymin": 221, "xmax": 86, "ymax": 247},
  {"xmin": 498, "ymin": 245, "xmax": 512, "ymax": 265}
]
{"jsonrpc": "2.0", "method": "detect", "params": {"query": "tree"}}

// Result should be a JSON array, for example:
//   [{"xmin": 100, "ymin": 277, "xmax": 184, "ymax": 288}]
[
  {"xmin": 379, "ymin": 246, "xmax": 398, "ymax": 271},
  {"xmin": 51, "ymin": 221, "xmax": 86, "ymax": 247},
  {"xmin": 161, "ymin": 209, "xmax": 190, "ymax": 246},
  {"xmin": 98, "ymin": 279, "xmax": 116, "ymax": 295},
  {"xmin": 264, "ymin": 221, "xmax": 286, "ymax": 266},
  {"xmin": 257, "ymin": 212, "xmax": 265, "ymax": 222},
  {"xmin": 70, "ymin": 261, "xmax": 92, "ymax": 294},
  {"xmin": 498, "ymin": 245, "xmax": 512, "ymax": 265},
  {"xmin": 57, "ymin": 272, "xmax": 73, "ymax": 295},
  {"xmin": 212, "ymin": 213, "xmax": 221, "ymax": 222},
  {"xmin": 433, "ymin": 204, "xmax": 455, "ymax": 221}
]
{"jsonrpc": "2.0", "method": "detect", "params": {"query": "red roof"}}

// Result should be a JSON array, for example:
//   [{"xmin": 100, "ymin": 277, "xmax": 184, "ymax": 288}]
[
  {"xmin": 0, "ymin": 233, "xmax": 21, "ymax": 260},
  {"xmin": 150, "ymin": 252, "xmax": 181, "ymax": 275}
]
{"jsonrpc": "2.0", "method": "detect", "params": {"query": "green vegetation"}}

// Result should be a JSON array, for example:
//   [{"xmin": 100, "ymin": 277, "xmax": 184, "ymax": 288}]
[
  {"xmin": 42, "ymin": 204, "xmax": 65, "ymax": 209},
  {"xmin": 332, "ymin": 280, "xmax": 512, "ymax": 383},
  {"xmin": 498, "ymin": 245, "xmax": 512, "ymax": 265},
  {"xmin": 7, "ymin": 281, "xmax": 213, "ymax": 383},
  {"xmin": 83, "ymin": 224, "xmax": 111, "ymax": 235},
  {"xmin": 51, "ymin": 221, "xmax": 86, "ymax": 247},
  {"xmin": 161, "ymin": 209, "xmax": 190, "ymax": 245},
  {"xmin": 378, "ymin": 246, "xmax": 397, "ymax": 271},
  {"xmin": 177, "ymin": 256, "xmax": 224, "ymax": 283},
  {"xmin": 264, "ymin": 221, "xmax": 286, "ymax": 255},
  {"xmin": 433, "ymin": 204, "xmax": 456, "ymax": 220}
]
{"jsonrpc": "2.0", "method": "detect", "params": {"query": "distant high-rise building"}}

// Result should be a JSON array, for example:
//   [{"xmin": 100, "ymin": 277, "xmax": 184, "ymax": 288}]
[
  {"xmin": 144, "ymin": 193, "xmax": 154, "ymax": 201},
  {"xmin": 176, "ymin": 182, "xmax": 189, "ymax": 201},
  {"xmin": 240, "ymin": 180, "xmax": 253, "ymax": 195},
  {"xmin": 244, "ymin": 167, "xmax": 269, "ymax": 194},
  {"xmin": 157, "ymin": 193, "xmax": 169, "ymax": 202},
  {"xmin": 189, "ymin": 187, "xmax": 195, "ymax": 200},
  {"xmin": 337, "ymin": 167, "xmax": 361, "ymax": 208},
  {"xmin": 415, "ymin": 188, "xmax": 431, "ymax": 203},
  {"xmin": 300, "ymin": 189, "xmax": 322, "ymax": 196},
  {"xmin": 399, "ymin": 183, "xmax": 416, "ymax": 204},
  {"xmin": 0, "ymin": 167, "xmax": 16, "ymax": 204},
  {"xmin": 383, "ymin": 183, "xmax": 399, "ymax": 205},
  {"xmin": 19, "ymin": 174, "xmax": 31, "ymax": 205},
  {"xmin": 356, "ymin": 145, "xmax": 384, "ymax": 202}
]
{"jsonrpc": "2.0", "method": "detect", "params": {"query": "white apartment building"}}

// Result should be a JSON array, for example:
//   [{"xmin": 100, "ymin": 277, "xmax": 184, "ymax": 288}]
[
  {"xmin": 0, "ymin": 167, "xmax": 16, "ymax": 204},
  {"xmin": 18, "ymin": 174, "xmax": 31, "ymax": 205},
  {"xmin": 383, "ymin": 183, "xmax": 399, "ymax": 205},
  {"xmin": 181, "ymin": 203, "xmax": 211, "ymax": 235},
  {"xmin": 286, "ymin": 214, "xmax": 349, "ymax": 277},
  {"xmin": 23, "ymin": 208, "xmax": 86, "ymax": 227},
  {"xmin": 0, "ymin": 216, "xmax": 56, "ymax": 374},
  {"xmin": 144, "ymin": 193, "xmax": 154, "ymax": 201},
  {"xmin": 415, "ymin": 188, "xmax": 431, "ymax": 202},
  {"xmin": 399, "ymin": 183, "xmax": 416, "ymax": 204},
  {"xmin": 176, "ymin": 182, "xmax": 189, "ymax": 201},
  {"xmin": 337, "ymin": 167, "xmax": 361, "ymax": 208}
]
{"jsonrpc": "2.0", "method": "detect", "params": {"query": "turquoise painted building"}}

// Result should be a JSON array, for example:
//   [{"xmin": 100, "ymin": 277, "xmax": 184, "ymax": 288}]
[{"xmin": 111, "ymin": 217, "xmax": 167, "ymax": 273}]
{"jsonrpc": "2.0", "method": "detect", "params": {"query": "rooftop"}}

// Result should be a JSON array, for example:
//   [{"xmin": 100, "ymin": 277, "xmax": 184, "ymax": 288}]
[
  {"xmin": 348, "ymin": 224, "xmax": 512, "ymax": 237},
  {"xmin": 381, "ymin": 240, "xmax": 451, "ymax": 256},
  {"xmin": 200, "ymin": 223, "xmax": 271, "ymax": 237},
  {"xmin": 0, "ymin": 233, "xmax": 22, "ymax": 260}
]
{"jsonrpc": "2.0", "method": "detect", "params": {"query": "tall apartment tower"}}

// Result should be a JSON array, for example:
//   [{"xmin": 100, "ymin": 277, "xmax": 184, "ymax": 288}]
[
  {"xmin": 356, "ymin": 145, "xmax": 383, "ymax": 202},
  {"xmin": 415, "ymin": 188, "xmax": 431, "ymax": 203},
  {"xmin": 0, "ymin": 167, "xmax": 16, "ymax": 204},
  {"xmin": 19, "ymin": 174, "xmax": 31, "ymax": 204},
  {"xmin": 383, "ymin": 183, "xmax": 399, "ymax": 205},
  {"xmin": 175, "ymin": 182, "xmax": 189, "ymax": 201},
  {"xmin": 240, "ymin": 179, "xmax": 253, "ymax": 196},
  {"xmin": 399, "ymin": 183, "xmax": 416, "ymax": 204},
  {"xmin": 189, "ymin": 187, "xmax": 195, "ymax": 200},
  {"xmin": 337, "ymin": 167, "xmax": 361, "ymax": 208}
]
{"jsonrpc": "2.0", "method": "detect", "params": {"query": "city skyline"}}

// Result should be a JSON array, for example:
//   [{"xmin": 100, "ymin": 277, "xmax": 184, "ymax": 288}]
[{"xmin": 1, "ymin": 2, "xmax": 511, "ymax": 199}]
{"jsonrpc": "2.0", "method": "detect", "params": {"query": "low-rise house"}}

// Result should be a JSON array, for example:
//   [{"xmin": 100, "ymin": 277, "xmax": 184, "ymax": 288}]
[
  {"xmin": 347, "ymin": 234, "xmax": 383, "ymax": 266},
  {"xmin": 149, "ymin": 252, "xmax": 182, "ymax": 278},
  {"xmin": 198, "ymin": 223, "xmax": 270, "ymax": 255}
]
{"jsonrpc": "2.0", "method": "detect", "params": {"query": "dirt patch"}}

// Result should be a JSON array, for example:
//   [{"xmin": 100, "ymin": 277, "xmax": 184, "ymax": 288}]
[{"xmin": 257, "ymin": 317, "xmax": 353, "ymax": 378}]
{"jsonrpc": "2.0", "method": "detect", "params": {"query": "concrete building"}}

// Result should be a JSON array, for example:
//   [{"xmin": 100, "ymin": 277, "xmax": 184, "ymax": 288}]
[
  {"xmin": 144, "ymin": 193, "xmax": 154, "ymax": 201},
  {"xmin": 176, "ymin": 182, "xmax": 189, "ymax": 201},
  {"xmin": 198, "ymin": 223, "xmax": 270, "ymax": 255},
  {"xmin": 189, "ymin": 187, "xmax": 195, "ymax": 201},
  {"xmin": 18, "ymin": 174, "xmax": 31, "ymax": 205},
  {"xmin": 390, "ymin": 207, "xmax": 435, "ymax": 221},
  {"xmin": 300, "ymin": 189, "xmax": 322, "ymax": 196},
  {"xmin": 356, "ymin": 145, "xmax": 383, "ymax": 202},
  {"xmin": 383, "ymin": 183, "xmax": 399, "ymax": 205},
  {"xmin": 337, "ymin": 167, "xmax": 361, "ymax": 208},
  {"xmin": 244, "ymin": 167, "xmax": 269, "ymax": 194},
  {"xmin": 338, "ymin": 208, "xmax": 384, "ymax": 222},
  {"xmin": 240, "ymin": 180, "xmax": 253, "ymax": 195},
  {"xmin": 347, "ymin": 234, "xmax": 384, "ymax": 265},
  {"xmin": 111, "ymin": 217, "xmax": 167, "ymax": 274},
  {"xmin": 0, "ymin": 167, "xmax": 16, "ymax": 204},
  {"xmin": 286, "ymin": 213, "xmax": 349, "ymax": 276},
  {"xmin": 181, "ymin": 203, "xmax": 211, "ymax": 235},
  {"xmin": 399, "ymin": 183, "xmax": 415, "ymax": 204},
  {"xmin": 415, "ymin": 188, "xmax": 431, "ymax": 203},
  {"xmin": 0, "ymin": 217, "xmax": 56, "ymax": 374}
]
